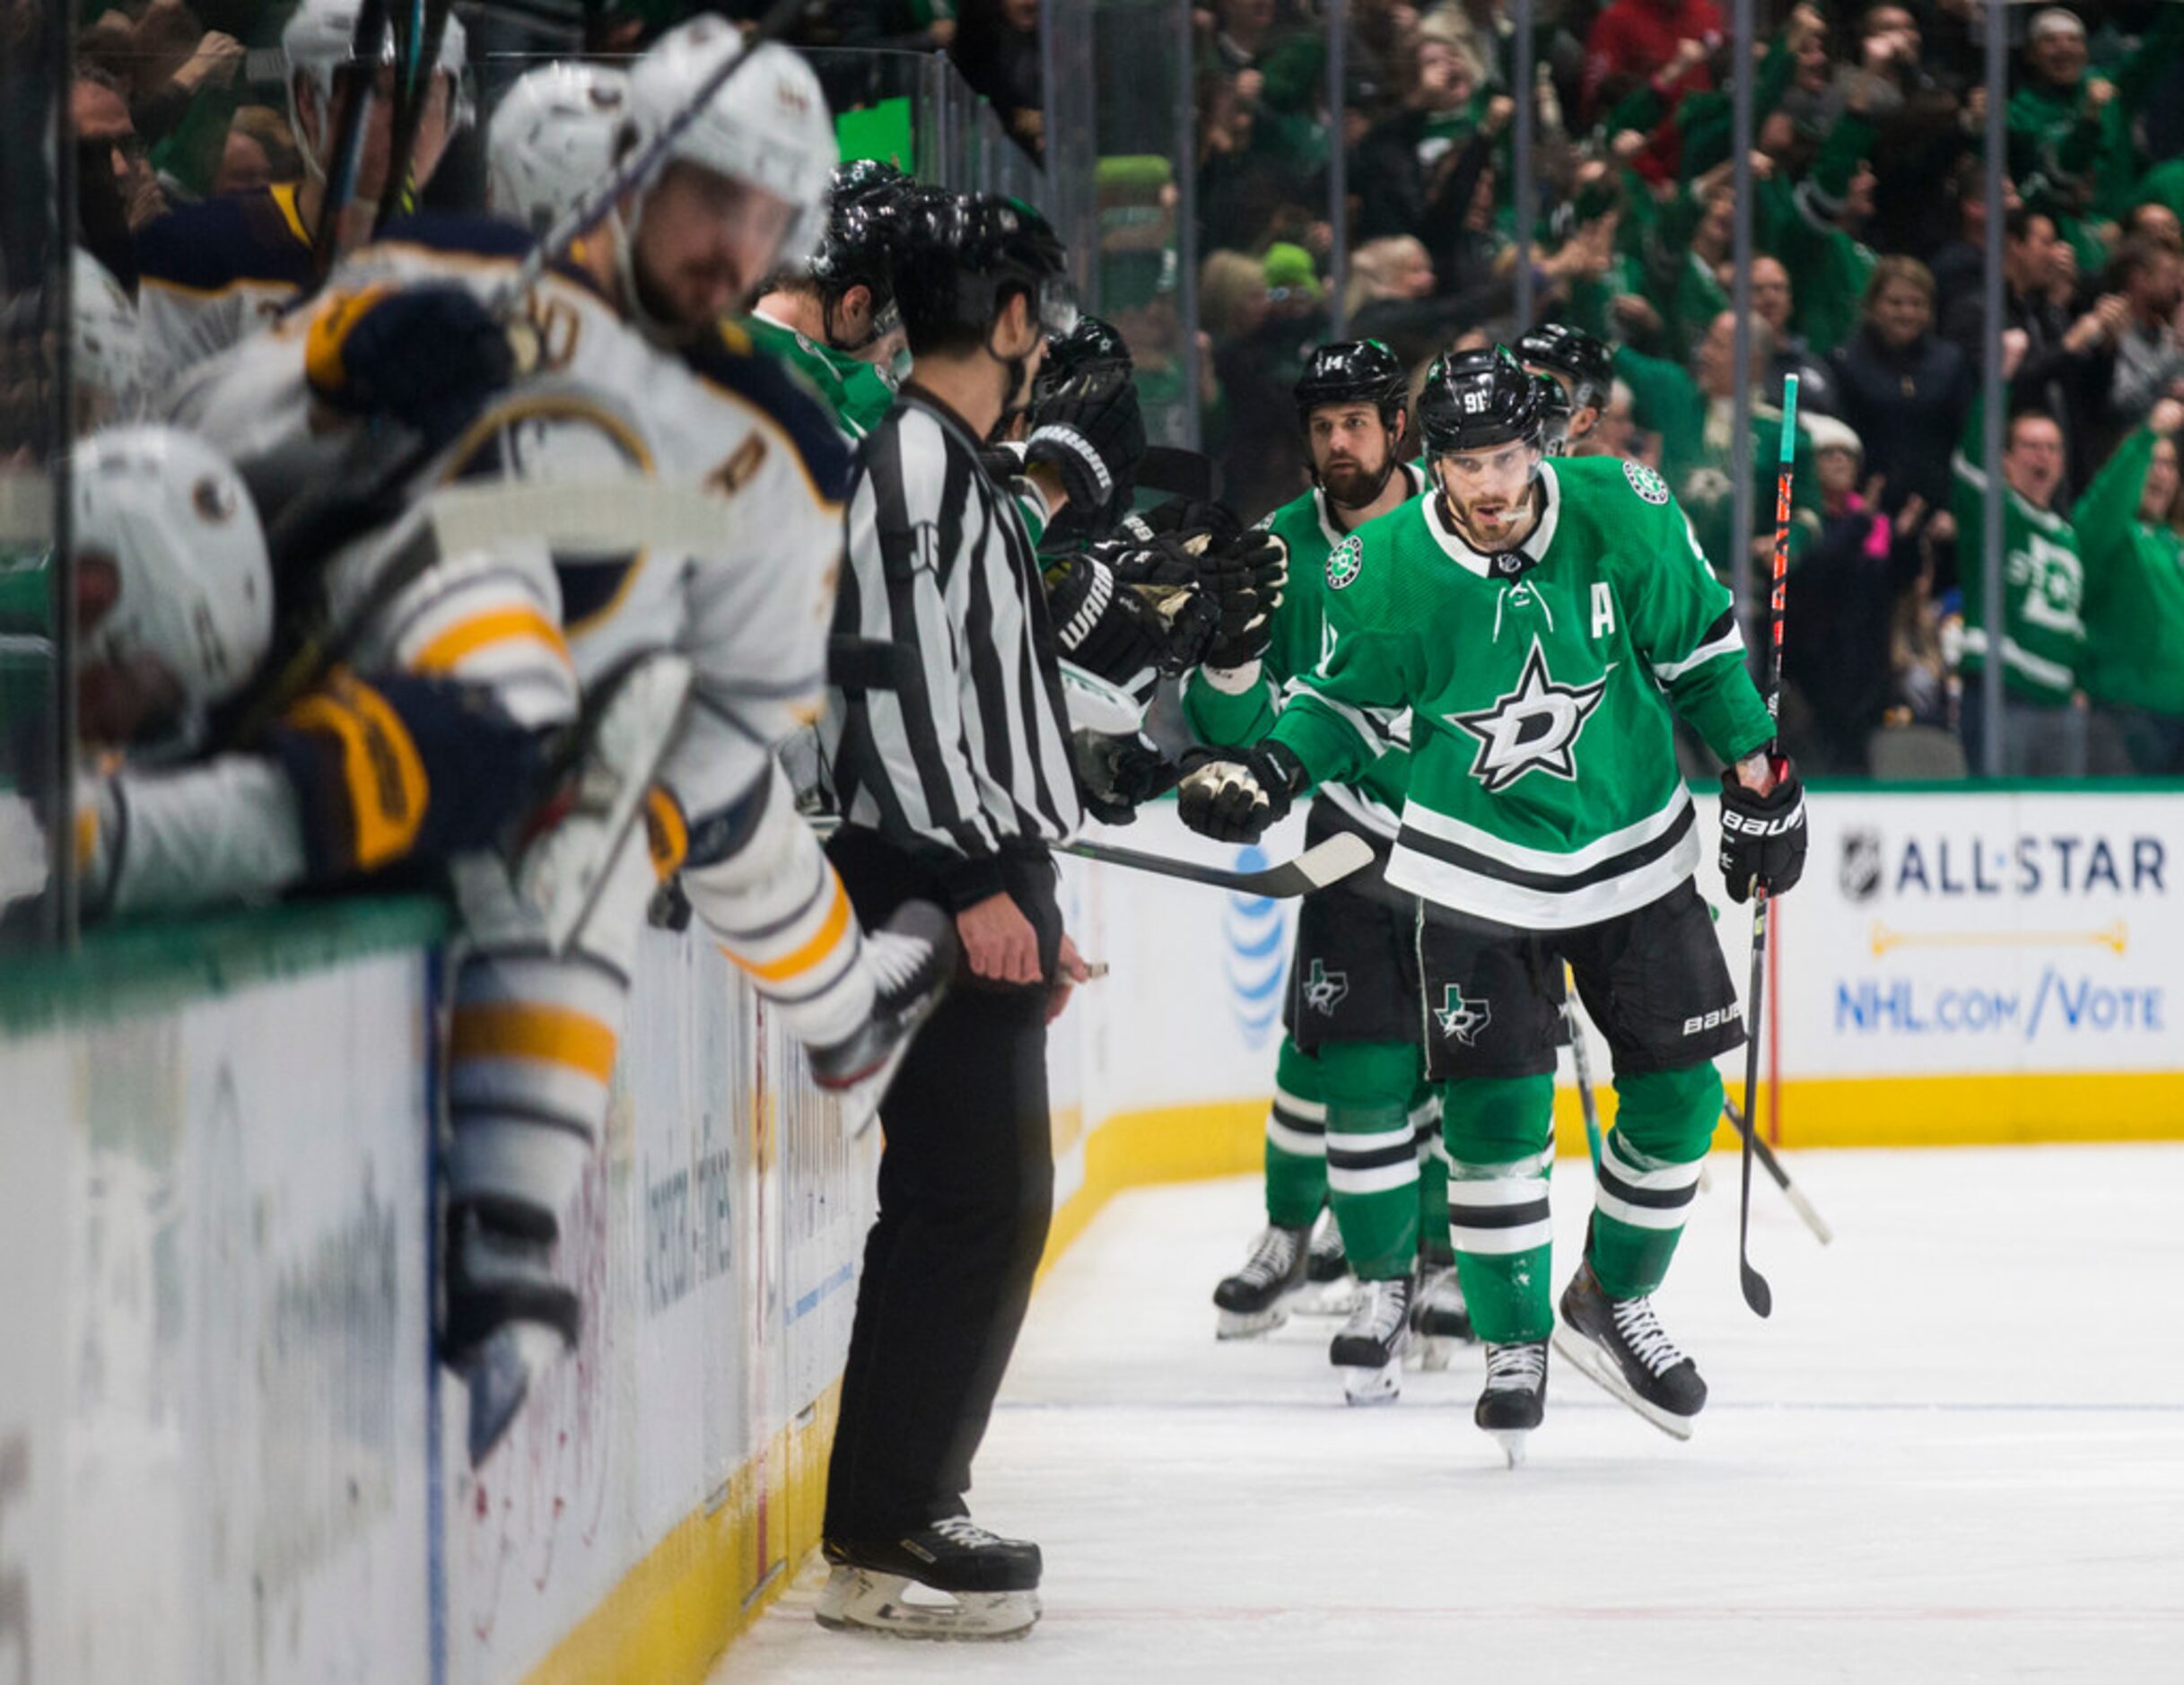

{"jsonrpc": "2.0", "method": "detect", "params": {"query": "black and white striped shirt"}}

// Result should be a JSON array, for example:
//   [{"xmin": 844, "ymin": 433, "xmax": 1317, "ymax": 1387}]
[{"xmin": 822, "ymin": 387, "xmax": 1081, "ymax": 907}]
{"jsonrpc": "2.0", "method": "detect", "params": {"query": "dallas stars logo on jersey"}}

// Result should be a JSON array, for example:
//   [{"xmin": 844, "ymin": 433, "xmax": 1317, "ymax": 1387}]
[
  {"xmin": 1446, "ymin": 636, "xmax": 1608, "ymax": 794},
  {"xmin": 1326, "ymin": 535, "xmax": 1363, "ymax": 590},
  {"xmin": 1301, "ymin": 958, "xmax": 1350, "ymax": 1017},
  {"xmin": 1434, "ymin": 987, "xmax": 1490, "ymax": 1044}
]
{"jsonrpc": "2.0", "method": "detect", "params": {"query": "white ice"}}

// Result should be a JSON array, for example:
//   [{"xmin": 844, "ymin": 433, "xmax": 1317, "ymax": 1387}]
[{"xmin": 722, "ymin": 1144, "xmax": 2184, "ymax": 1682}]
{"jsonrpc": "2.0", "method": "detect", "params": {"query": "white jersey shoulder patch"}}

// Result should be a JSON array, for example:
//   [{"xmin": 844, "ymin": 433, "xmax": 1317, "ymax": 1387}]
[{"xmin": 1623, "ymin": 460, "xmax": 1670, "ymax": 505}]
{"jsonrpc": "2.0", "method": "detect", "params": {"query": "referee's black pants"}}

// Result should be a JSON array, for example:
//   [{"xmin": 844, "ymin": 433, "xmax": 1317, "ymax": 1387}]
[{"xmin": 822, "ymin": 828, "xmax": 1060, "ymax": 1542}]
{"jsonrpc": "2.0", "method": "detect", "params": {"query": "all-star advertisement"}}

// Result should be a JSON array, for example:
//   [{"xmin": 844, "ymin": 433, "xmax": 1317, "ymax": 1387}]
[{"xmin": 1744, "ymin": 789, "xmax": 2182, "ymax": 1079}]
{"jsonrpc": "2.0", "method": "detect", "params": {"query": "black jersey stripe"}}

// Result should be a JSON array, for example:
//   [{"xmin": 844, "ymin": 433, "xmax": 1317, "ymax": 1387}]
[{"xmin": 1397, "ymin": 800, "xmax": 1695, "ymax": 895}]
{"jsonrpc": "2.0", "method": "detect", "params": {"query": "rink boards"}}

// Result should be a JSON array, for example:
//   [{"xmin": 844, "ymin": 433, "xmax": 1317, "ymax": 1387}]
[
  {"xmin": 3, "ymin": 785, "xmax": 2177, "ymax": 1683},
  {"xmin": 0, "ymin": 902, "xmax": 869, "ymax": 1685},
  {"xmin": 1044, "ymin": 785, "xmax": 2184, "ymax": 1246}
]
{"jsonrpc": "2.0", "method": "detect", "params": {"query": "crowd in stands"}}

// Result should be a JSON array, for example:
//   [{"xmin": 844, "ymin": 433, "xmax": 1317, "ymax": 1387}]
[
  {"xmin": 22, "ymin": 0, "xmax": 2184, "ymax": 779},
  {"xmin": 1188, "ymin": 0, "xmax": 2184, "ymax": 777}
]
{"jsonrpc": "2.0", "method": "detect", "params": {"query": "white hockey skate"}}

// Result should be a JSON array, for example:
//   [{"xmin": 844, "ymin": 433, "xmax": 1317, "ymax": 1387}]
[
  {"xmin": 1331, "ymin": 1275, "xmax": 1413, "ymax": 1405},
  {"xmin": 1212, "ymin": 1223, "xmax": 1309, "ymax": 1338},
  {"xmin": 1289, "ymin": 1212, "xmax": 1358, "ymax": 1317},
  {"xmin": 442, "ymin": 1201, "xmax": 580, "ymax": 1465},
  {"xmin": 809, "ymin": 901, "xmax": 958, "ymax": 1139},
  {"xmin": 518, "ymin": 650, "xmax": 694, "ymax": 956},
  {"xmin": 817, "ymin": 1519, "xmax": 1041, "ymax": 1641}
]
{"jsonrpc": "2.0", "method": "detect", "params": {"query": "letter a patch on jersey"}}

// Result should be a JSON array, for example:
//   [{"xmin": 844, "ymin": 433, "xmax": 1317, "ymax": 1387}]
[
  {"xmin": 1446, "ymin": 636, "xmax": 1607, "ymax": 793},
  {"xmin": 1434, "ymin": 986, "xmax": 1491, "ymax": 1045}
]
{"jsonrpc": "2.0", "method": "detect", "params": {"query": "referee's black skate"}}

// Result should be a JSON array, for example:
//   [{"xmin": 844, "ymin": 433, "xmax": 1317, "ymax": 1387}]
[
  {"xmin": 808, "ymin": 900, "xmax": 957, "ymax": 1136},
  {"xmin": 1212, "ymin": 1223, "xmax": 1310, "ymax": 1338},
  {"xmin": 817, "ymin": 1517, "xmax": 1042, "ymax": 1640},
  {"xmin": 1475, "ymin": 1340, "xmax": 1548, "ymax": 1467},
  {"xmin": 1551, "ymin": 1261, "xmax": 1708, "ymax": 1440},
  {"xmin": 1331, "ymin": 1274, "xmax": 1413, "ymax": 1404}
]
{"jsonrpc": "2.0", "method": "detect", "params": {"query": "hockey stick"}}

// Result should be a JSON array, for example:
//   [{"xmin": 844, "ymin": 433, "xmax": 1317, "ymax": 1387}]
[
  {"xmin": 1057, "ymin": 833, "xmax": 1374, "ymax": 898},
  {"xmin": 309, "ymin": 0, "xmax": 393, "ymax": 279},
  {"xmin": 1721, "ymin": 1095, "xmax": 1832, "ymax": 1244},
  {"xmin": 1734, "ymin": 371, "xmax": 1799, "ymax": 1319},
  {"xmin": 1562, "ymin": 968, "xmax": 1603, "ymax": 1174},
  {"xmin": 798, "ymin": 812, "xmax": 1371, "ymax": 898},
  {"xmin": 371, "ymin": 0, "xmax": 455, "ymax": 235}
]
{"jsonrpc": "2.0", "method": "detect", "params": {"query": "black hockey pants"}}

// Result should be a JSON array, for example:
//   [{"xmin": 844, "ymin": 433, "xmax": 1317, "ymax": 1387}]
[{"xmin": 822, "ymin": 827, "xmax": 1060, "ymax": 1541}]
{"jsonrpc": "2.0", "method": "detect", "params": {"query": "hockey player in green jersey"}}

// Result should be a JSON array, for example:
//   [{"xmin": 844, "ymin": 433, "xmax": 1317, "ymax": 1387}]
[
  {"xmin": 1517, "ymin": 322, "xmax": 1615, "ymax": 454},
  {"xmin": 745, "ymin": 161, "xmax": 911, "ymax": 440},
  {"xmin": 1190, "ymin": 341, "xmax": 1472, "ymax": 1401},
  {"xmin": 1178, "ymin": 347, "xmax": 1810, "ymax": 1461}
]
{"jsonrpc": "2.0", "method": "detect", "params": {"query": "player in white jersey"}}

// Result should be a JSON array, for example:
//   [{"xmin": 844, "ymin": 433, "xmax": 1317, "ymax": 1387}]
[
  {"xmin": 65, "ymin": 419, "xmax": 572, "ymax": 931},
  {"xmin": 175, "ymin": 19, "xmax": 957, "ymax": 1461},
  {"xmin": 135, "ymin": 0, "xmax": 470, "ymax": 397},
  {"xmin": 484, "ymin": 61, "xmax": 635, "ymax": 237}
]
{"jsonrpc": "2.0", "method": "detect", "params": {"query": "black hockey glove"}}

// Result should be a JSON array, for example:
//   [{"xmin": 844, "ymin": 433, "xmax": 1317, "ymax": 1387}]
[
  {"xmin": 1046, "ymin": 551, "xmax": 1163, "ymax": 680},
  {"xmin": 1072, "ymin": 730, "xmax": 1182, "ymax": 826},
  {"xmin": 1196, "ymin": 528, "xmax": 1289, "ymax": 670},
  {"xmin": 1175, "ymin": 743, "xmax": 1306, "ymax": 844},
  {"xmin": 307, "ymin": 284, "xmax": 516, "ymax": 449},
  {"xmin": 1117, "ymin": 496, "xmax": 1245, "ymax": 553},
  {"xmin": 1026, "ymin": 367, "xmax": 1146, "ymax": 516},
  {"xmin": 1046, "ymin": 549, "xmax": 1218, "ymax": 681},
  {"xmin": 1717, "ymin": 753, "xmax": 1808, "ymax": 903}
]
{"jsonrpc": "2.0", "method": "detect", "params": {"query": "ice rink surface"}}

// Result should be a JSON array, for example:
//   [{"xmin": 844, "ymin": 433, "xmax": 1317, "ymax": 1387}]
[{"xmin": 725, "ymin": 1144, "xmax": 2184, "ymax": 1682}]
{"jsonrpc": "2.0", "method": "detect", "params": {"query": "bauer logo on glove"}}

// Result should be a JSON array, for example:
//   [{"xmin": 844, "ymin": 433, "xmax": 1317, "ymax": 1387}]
[{"xmin": 1717, "ymin": 755, "xmax": 1807, "ymax": 902}]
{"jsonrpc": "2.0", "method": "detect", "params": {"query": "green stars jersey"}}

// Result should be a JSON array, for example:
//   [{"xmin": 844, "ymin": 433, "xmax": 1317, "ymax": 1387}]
[
  {"xmin": 741, "ymin": 310, "xmax": 898, "ymax": 440},
  {"xmin": 1183, "ymin": 467, "xmax": 1424, "ymax": 834},
  {"xmin": 1951, "ymin": 404, "xmax": 2085, "ymax": 705},
  {"xmin": 1267, "ymin": 456, "xmax": 1775, "ymax": 930},
  {"xmin": 2074, "ymin": 425, "xmax": 2184, "ymax": 717}
]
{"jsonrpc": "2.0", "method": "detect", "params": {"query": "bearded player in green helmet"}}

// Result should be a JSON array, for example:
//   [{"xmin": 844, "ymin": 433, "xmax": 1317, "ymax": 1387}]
[
  {"xmin": 1178, "ymin": 346, "xmax": 1808, "ymax": 1462},
  {"xmin": 745, "ymin": 159, "xmax": 912, "ymax": 440},
  {"xmin": 1190, "ymin": 340, "xmax": 1475, "ymax": 1404}
]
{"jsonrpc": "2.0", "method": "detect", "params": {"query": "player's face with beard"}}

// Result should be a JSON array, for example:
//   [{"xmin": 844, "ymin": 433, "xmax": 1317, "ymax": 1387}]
[
  {"xmin": 1309, "ymin": 404, "xmax": 1395, "ymax": 508},
  {"xmin": 1433, "ymin": 441, "xmax": 1542, "ymax": 551},
  {"xmin": 632, "ymin": 163, "xmax": 798, "ymax": 329}
]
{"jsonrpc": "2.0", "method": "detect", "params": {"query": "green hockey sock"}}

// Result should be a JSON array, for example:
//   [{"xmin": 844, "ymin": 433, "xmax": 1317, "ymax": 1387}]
[
  {"xmin": 1262, "ymin": 1038, "xmax": 1328, "ymax": 1231},
  {"xmin": 1412, "ymin": 1084, "xmax": 1453, "ymax": 1264},
  {"xmin": 1319, "ymin": 1040, "xmax": 1423, "ymax": 1280},
  {"xmin": 1439, "ymin": 1074, "xmax": 1557, "ymax": 1343},
  {"xmin": 1590, "ymin": 1062, "xmax": 1721, "ymax": 1298}
]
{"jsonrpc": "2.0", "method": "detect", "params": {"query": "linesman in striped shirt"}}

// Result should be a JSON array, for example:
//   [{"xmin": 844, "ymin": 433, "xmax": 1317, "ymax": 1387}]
[{"xmin": 814, "ymin": 192, "xmax": 1147, "ymax": 1641}]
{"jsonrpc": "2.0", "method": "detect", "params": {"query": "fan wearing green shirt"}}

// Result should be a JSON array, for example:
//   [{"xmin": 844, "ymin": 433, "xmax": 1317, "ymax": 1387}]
[
  {"xmin": 745, "ymin": 159, "xmax": 913, "ymax": 441},
  {"xmin": 2077, "ymin": 397, "xmax": 2184, "ymax": 774},
  {"xmin": 1951, "ymin": 398, "xmax": 2088, "ymax": 776}
]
